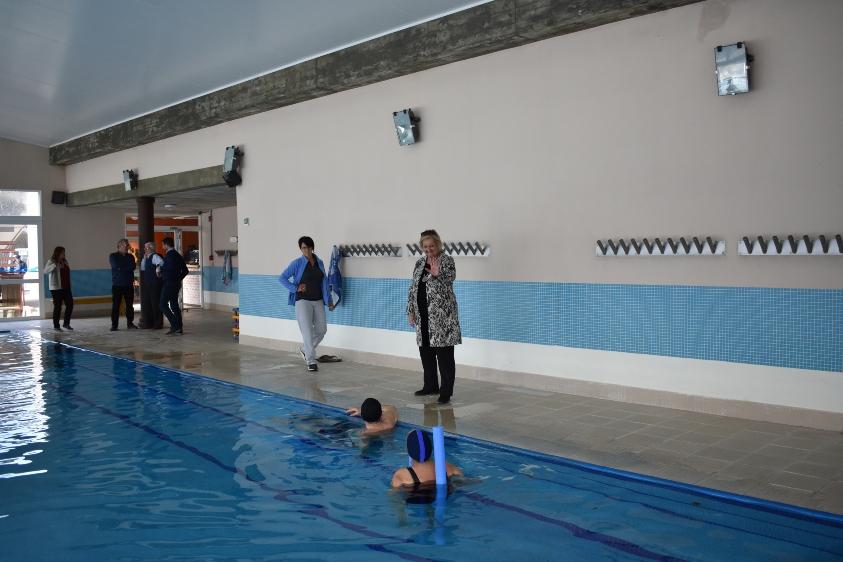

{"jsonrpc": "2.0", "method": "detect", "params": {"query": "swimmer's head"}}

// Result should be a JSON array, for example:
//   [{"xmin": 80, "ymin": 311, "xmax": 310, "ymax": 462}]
[
  {"xmin": 406, "ymin": 429, "xmax": 433, "ymax": 462},
  {"xmin": 360, "ymin": 398, "xmax": 382, "ymax": 423}
]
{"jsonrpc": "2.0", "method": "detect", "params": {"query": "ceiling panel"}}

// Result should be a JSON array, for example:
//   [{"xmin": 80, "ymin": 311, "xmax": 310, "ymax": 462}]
[
  {"xmin": 0, "ymin": 0, "xmax": 487, "ymax": 146},
  {"xmin": 87, "ymin": 185, "xmax": 237, "ymax": 213}
]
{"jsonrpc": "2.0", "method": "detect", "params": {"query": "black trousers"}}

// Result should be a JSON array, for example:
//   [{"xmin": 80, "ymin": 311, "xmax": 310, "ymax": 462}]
[
  {"xmin": 140, "ymin": 279, "xmax": 163, "ymax": 328},
  {"xmin": 50, "ymin": 289, "xmax": 73, "ymax": 328},
  {"xmin": 160, "ymin": 283, "xmax": 182, "ymax": 331},
  {"xmin": 419, "ymin": 345, "xmax": 455, "ymax": 399},
  {"xmin": 111, "ymin": 285, "xmax": 134, "ymax": 328}
]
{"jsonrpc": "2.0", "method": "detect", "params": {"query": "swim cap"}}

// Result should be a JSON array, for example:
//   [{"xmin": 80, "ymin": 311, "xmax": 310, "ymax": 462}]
[
  {"xmin": 406, "ymin": 429, "xmax": 433, "ymax": 462},
  {"xmin": 360, "ymin": 398, "xmax": 382, "ymax": 423}
]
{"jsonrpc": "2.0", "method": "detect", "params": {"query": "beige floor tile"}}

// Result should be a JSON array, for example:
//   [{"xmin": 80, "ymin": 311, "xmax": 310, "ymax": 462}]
[
  {"xmin": 769, "ymin": 471, "xmax": 827, "ymax": 493},
  {"xmin": 783, "ymin": 461, "xmax": 843, "ymax": 480}
]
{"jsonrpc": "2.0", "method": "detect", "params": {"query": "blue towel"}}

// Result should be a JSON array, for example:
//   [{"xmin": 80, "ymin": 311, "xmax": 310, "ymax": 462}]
[
  {"xmin": 222, "ymin": 250, "xmax": 233, "ymax": 286},
  {"xmin": 328, "ymin": 245, "xmax": 343, "ymax": 305}
]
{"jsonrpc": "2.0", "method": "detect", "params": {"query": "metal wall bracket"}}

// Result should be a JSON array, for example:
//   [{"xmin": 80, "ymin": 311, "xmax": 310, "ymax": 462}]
[
  {"xmin": 338, "ymin": 244, "xmax": 402, "ymax": 257},
  {"xmin": 596, "ymin": 237, "xmax": 726, "ymax": 257},
  {"xmin": 738, "ymin": 234, "xmax": 842, "ymax": 256},
  {"xmin": 406, "ymin": 241, "xmax": 490, "ymax": 257}
]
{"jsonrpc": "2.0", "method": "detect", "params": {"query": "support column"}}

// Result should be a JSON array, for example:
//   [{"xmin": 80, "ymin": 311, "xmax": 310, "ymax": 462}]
[
  {"xmin": 137, "ymin": 196, "xmax": 155, "ymax": 329},
  {"xmin": 137, "ymin": 196, "xmax": 155, "ymax": 247}
]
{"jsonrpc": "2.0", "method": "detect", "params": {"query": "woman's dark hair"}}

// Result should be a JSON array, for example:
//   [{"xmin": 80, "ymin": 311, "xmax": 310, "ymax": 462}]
[
  {"xmin": 51, "ymin": 246, "xmax": 65, "ymax": 261},
  {"xmin": 298, "ymin": 236, "xmax": 315, "ymax": 249},
  {"xmin": 360, "ymin": 398, "xmax": 382, "ymax": 423}
]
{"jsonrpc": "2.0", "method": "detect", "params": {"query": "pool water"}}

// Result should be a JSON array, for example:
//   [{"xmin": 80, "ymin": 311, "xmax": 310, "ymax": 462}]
[{"xmin": 1, "ymin": 334, "xmax": 842, "ymax": 561}]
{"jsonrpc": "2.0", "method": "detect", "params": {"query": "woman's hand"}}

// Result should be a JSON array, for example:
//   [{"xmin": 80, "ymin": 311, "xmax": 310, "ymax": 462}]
[
  {"xmin": 408, "ymin": 313, "xmax": 416, "ymax": 327},
  {"xmin": 297, "ymin": 283, "xmax": 306, "ymax": 293},
  {"xmin": 427, "ymin": 258, "xmax": 440, "ymax": 277},
  {"xmin": 328, "ymin": 303, "xmax": 336, "ymax": 311},
  {"xmin": 345, "ymin": 407, "xmax": 360, "ymax": 417}
]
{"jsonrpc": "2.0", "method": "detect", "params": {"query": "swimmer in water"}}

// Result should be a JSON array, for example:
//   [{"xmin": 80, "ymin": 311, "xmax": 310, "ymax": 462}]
[
  {"xmin": 346, "ymin": 397, "xmax": 398, "ymax": 435},
  {"xmin": 391, "ymin": 429, "xmax": 462, "ymax": 488}
]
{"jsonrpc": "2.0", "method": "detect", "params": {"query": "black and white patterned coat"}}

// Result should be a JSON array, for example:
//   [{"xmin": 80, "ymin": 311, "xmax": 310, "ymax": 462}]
[{"xmin": 406, "ymin": 253, "xmax": 462, "ymax": 347}]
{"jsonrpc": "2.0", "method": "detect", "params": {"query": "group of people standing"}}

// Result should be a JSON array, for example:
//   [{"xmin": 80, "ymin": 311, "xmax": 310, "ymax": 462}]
[
  {"xmin": 44, "ymin": 237, "xmax": 189, "ymax": 335},
  {"xmin": 280, "ymin": 229, "xmax": 462, "ymax": 404}
]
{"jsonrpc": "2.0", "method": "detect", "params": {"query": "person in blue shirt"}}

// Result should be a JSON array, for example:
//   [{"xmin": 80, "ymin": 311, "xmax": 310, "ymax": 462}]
[
  {"xmin": 14, "ymin": 253, "xmax": 27, "ymax": 273},
  {"xmin": 158, "ymin": 237, "xmax": 189, "ymax": 335},
  {"xmin": 278, "ymin": 236, "xmax": 335, "ymax": 372},
  {"xmin": 109, "ymin": 238, "xmax": 137, "ymax": 331}
]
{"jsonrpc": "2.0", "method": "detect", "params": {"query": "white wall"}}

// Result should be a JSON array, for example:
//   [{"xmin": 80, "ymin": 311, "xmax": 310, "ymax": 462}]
[
  {"xmin": 60, "ymin": 0, "xmax": 843, "ymax": 422},
  {"xmin": 200, "ymin": 205, "xmax": 239, "ymax": 307},
  {"xmin": 64, "ymin": 0, "xmax": 843, "ymax": 290}
]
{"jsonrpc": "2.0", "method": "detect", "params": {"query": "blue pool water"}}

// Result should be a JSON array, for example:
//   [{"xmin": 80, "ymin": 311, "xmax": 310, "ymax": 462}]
[{"xmin": 1, "ymin": 335, "xmax": 842, "ymax": 561}]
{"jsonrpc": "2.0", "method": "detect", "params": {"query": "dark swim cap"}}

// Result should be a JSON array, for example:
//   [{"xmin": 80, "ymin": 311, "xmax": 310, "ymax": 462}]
[
  {"xmin": 406, "ymin": 429, "xmax": 433, "ymax": 462},
  {"xmin": 360, "ymin": 398, "xmax": 382, "ymax": 423}
]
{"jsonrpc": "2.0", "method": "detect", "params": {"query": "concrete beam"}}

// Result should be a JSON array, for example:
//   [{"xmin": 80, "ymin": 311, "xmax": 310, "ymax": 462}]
[
  {"xmin": 67, "ymin": 165, "xmax": 226, "ymax": 207},
  {"xmin": 50, "ymin": 0, "xmax": 701, "ymax": 165}
]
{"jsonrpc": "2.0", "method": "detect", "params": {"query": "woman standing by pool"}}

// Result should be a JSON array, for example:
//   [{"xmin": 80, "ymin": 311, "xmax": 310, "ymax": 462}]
[
  {"xmin": 279, "ymin": 236, "xmax": 335, "ymax": 373},
  {"xmin": 407, "ymin": 230, "xmax": 461, "ymax": 404},
  {"xmin": 43, "ymin": 246, "xmax": 73, "ymax": 331}
]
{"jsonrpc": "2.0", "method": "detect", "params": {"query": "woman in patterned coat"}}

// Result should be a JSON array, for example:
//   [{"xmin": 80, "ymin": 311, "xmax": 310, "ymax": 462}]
[{"xmin": 407, "ymin": 229, "xmax": 462, "ymax": 404}]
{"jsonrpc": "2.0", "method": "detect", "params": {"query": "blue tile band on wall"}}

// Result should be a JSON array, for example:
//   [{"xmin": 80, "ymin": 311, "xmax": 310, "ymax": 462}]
[
  {"xmin": 203, "ymin": 266, "xmax": 238, "ymax": 294},
  {"xmin": 43, "ymin": 269, "xmax": 112, "ymax": 298},
  {"xmin": 43, "ymin": 268, "xmax": 240, "ymax": 298},
  {"xmin": 240, "ymin": 275, "xmax": 843, "ymax": 373}
]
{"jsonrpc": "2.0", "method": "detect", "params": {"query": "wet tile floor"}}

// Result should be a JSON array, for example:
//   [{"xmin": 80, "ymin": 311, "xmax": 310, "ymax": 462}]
[{"xmin": 4, "ymin": 309, "xmax": 842, "ymax": 513}]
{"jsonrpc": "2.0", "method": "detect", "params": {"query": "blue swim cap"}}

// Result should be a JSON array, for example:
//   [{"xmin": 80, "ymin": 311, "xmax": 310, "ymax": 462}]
[{"xmin": 407, "ymin": 429, "xmax": 433, "ymax": 462}]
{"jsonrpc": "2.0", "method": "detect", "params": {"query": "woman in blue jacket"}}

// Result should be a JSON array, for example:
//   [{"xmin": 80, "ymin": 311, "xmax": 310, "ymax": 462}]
[{"xmin": 279, "ymin": 236, "xmax": 335, "ymax": 372}]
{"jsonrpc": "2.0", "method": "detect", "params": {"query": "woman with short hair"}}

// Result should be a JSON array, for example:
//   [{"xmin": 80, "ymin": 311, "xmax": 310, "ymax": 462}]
[
  {"xmin": 279, "ymin": 236, "xmax": 335, "ymax": 372},
  {"xmin": 406, "ymin": 229, "xmax": 462, "ymax": 404}
]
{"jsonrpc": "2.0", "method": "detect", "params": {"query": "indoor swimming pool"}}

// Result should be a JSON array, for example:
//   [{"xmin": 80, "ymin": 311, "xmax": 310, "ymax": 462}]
[{"xmin": 1, "ymin": 333, "xmax": 842, "ymax": 561}]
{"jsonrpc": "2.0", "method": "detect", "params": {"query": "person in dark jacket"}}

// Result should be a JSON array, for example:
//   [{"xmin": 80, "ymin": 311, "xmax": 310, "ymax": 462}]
[
  {"xmin": 159, "ymin": 237, "xmax": 189, "ymax": 335},
  {"xmin": 109, "ymin": 238, "xmax": 137, "ymax": 331},
  {"xmin": 140, "ymin": 241, "xmax": 164, "ymax": 329}
]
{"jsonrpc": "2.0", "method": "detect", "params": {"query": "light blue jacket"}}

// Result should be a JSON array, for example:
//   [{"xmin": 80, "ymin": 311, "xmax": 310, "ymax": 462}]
[{"xmin": 278, "ymin": 255, "xmax": 330, "ymax": 306}]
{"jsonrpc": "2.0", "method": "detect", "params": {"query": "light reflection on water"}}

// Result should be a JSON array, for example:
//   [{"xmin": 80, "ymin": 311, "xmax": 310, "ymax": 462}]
[{"xmin": 0, "ymin": 334, "xmax": 47, "ymax": 477}]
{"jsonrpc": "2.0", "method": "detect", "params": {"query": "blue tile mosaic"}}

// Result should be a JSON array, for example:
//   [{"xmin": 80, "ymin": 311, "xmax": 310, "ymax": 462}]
[
  {"xmin": 241, "ymin": 275, "xmax": 842, "ymax": 373},
  {"xmin": 203, "ymin": 266, "xmax": 238, "ymax": 294},
  {"xmin": 43, "ymin": 269, "xmax": 112, "ymax": 298}
]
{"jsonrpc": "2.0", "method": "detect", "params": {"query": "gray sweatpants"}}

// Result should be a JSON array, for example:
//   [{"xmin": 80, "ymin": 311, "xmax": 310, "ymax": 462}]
[{"xmin": 295, "ymin": 299, "xmax": 327, "ymax": 364}]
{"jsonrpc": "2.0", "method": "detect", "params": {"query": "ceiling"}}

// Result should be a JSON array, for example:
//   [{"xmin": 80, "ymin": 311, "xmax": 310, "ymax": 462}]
[{"xmin": 0, "ymin": 0, "xmax": 487, "ymax": 147}]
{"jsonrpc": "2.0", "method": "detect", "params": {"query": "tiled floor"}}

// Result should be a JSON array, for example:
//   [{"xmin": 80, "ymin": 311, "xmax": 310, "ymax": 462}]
[{"xmin": 5, "ymin": 309, "xmax": 843, "ymax": 513}]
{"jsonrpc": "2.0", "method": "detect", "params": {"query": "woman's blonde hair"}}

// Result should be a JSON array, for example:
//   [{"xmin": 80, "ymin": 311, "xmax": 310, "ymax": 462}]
[{"xmin": 419, "ymin": 229, "xmax": 443, "ymax": 251}]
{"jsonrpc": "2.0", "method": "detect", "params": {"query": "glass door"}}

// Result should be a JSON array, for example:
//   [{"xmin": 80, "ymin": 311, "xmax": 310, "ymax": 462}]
[
  {"xmin": 175, "ymin": 227, "xmax": 203, "ymax": 309},
  {"xmin": 0, "ymin": 191, "xmax": 42, "ymax": 320}
]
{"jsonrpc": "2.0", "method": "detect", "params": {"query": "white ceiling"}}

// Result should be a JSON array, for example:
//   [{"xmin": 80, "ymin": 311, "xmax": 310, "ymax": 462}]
[{"xmin": 0, "ymin": 0, "xmax": 487, "ymax": 147}]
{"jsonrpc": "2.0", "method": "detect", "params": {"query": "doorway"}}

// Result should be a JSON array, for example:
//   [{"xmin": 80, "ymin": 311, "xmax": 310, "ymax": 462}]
[
  {"xmin": 125, "ymin": 215, "xmax": 202, "ymax": 310},
  {"xmin": 0, "ymin": 190, "xmax": 41, "ymax": 320}
]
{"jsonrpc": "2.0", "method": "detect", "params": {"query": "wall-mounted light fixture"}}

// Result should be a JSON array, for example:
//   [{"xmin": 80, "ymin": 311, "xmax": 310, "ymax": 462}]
[
  {"xmin": 223, "ymin": 145, "xmax": 243, "ymax": 187},
  {"xmin": 123, "ymin": 169, "xmax": 138, "ymax": 192},
  {"xmin": 715, "ymin": 42, "xmax": 751, "ymax": 96},
  {"xmin": 393, "ymin": 109, "xmax": 420, "ymax": 145}
]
